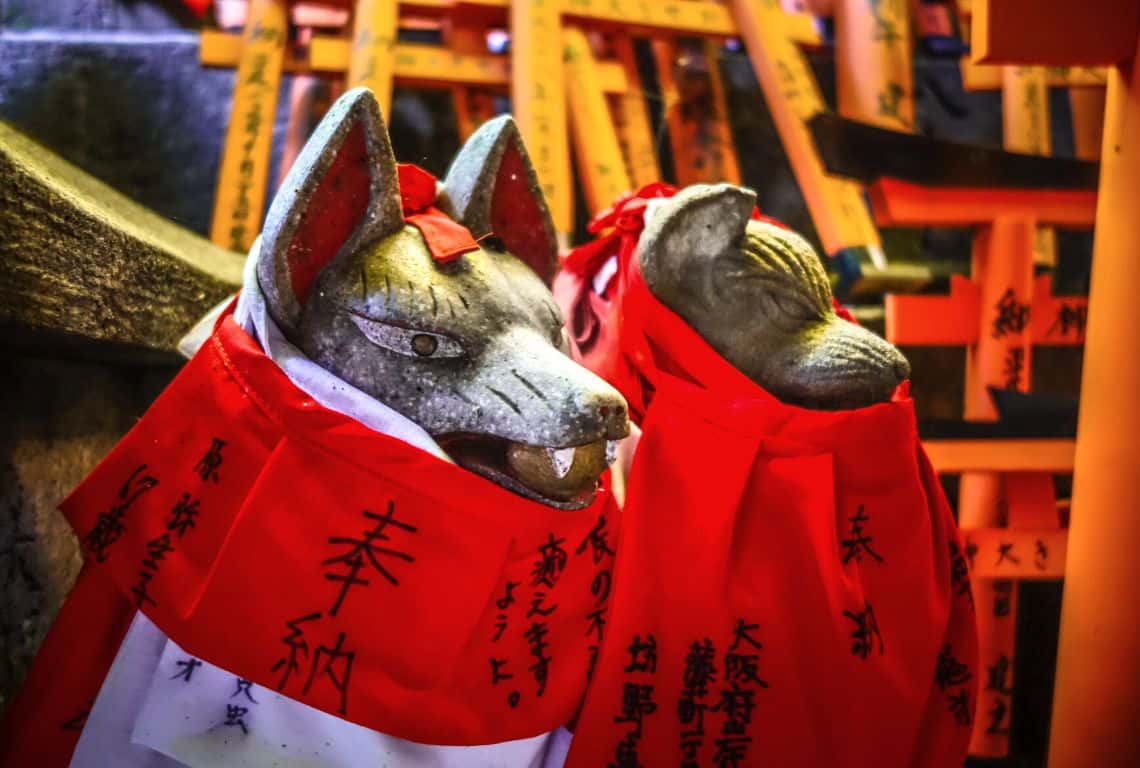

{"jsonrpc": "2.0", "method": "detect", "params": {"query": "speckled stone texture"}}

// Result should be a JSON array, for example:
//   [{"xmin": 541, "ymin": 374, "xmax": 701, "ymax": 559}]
[{"xmin": 0, "ymin": 357, "xmax": 175, "ymax": 709}]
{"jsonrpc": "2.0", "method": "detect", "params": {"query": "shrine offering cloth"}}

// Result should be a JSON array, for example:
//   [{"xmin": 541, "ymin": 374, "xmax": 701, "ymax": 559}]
[
  {"xmin": 0, "ymin": 304, "xmax": 620, "ymax": 766},
  {"xmin": 555, "ymin": 186, "xmax": 979, "ymax": 767}
]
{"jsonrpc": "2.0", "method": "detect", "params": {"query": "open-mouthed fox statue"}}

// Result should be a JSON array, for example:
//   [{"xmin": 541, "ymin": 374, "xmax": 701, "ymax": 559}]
[{"xmin": 0, "ymin": 88, "xmax": 628, "ymax": 768}]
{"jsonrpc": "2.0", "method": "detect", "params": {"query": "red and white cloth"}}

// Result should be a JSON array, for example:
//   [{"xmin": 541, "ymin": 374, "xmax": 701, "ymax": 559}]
[{"xmin": 0, "ymin": 243, "xmax": 612, "ymax": 767}]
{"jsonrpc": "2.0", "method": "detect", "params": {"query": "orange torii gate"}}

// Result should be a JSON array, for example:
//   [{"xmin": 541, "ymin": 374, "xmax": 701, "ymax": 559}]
[
  {"xmin": 200, "ymin": 0, "xmax": 636, "ymax": 252},
  {"xmin": 871, "ymin": 176, "xmax": 1094, "ymax": 756},
  {"xmin": 967, "ymin": 0, "xmax": 1140, "ymax": 763}
]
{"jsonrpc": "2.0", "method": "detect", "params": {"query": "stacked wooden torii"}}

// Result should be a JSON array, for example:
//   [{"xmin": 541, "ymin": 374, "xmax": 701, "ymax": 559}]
[{"xmin": 194, "ymin": 2, "xmax": 1135, "ymax": 763}]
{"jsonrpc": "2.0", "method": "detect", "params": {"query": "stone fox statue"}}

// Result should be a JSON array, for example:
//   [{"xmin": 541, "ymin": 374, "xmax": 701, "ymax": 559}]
[
  {"xmin": 555, "ymin": 183, "xmax": 978, "ymax": 768},
  {"xmin": 0, "ymin": 89, "xmax": 628, "ymax": 768},
  {"xmin": 262, "ymin": 89, "xmax": 629, "ymax": 507},
  {"xmin": 638, "ymin": 185, "xmax": 910, "ymax": 410}
]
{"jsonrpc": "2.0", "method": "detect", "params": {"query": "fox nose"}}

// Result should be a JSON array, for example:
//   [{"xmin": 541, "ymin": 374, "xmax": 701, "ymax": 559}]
[
  {"xmin": 893, "ymin": 354, "xmax": 911, "ymax": 382},
  {"xmin": 592, "ymin": 398, "xmax": 631, "ymax": 440}
]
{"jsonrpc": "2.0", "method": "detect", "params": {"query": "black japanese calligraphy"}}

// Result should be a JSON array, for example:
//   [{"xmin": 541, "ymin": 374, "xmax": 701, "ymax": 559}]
[
  {"xmin": 576, "ymin": 513, "xmax": 616, "ymax": 564},
  {"xmin": 1002, "ymin": 347, "xmax": 1026, "ymax": 390},
  {"xmin": 992, "ymin": 289, "xmax": 1030, "ymax": 339},
  {"xmin": 194, "ymin": 438, "xmax": 226, "ymax": 483},
  {"xmin": 934, "ymin": 644, "xmax": 972, "ymax": 692},
  {"xmin": 165, "ymin": 493, "xmax": 200, "ymax": 539},
  {"xmin": 171, "ymin": 657, "xmax": 202, "ymax": 683},
  {"xmin": 844, "ymin": 601, "xmax": 885, "ymax": 659},
  {"xmin": 272, "ymin": 611, "xmax": 321, "ymax": 690},
  {"xmin": 224, "ymin": 704, "xmax": 249, "ymax": 735},
  {"xmin": 993, "ymin": 580, "xmax": 1013, "ymax": 618},
  {"xmin": 531, "ymin": 533, "xmax": 568, "ymax": 588},
  {"xmin": 948, "ymin": 540, "xmax": 974, "ymax": 608},
  {"xmin": 679, "ymin": 639, "xmax": 716, "ymax": 765},
  {"xmin": 1047, "ymin": 303, "xmax": 1088, "ymax": 339},
  {"xmin": 323, "ymin": 502, "xmax": 416, "ymax": 616},
  {"xmin": 83, "ymin": 464, "xmax": 158, "ymax": 563},
  {"xmin": 525, "ymin": 621, "xmax": 552, "ymax": 697},
  {"xmin": 840, "ymin": 505, "xmax": 884, "ymax": 564},
  {"xmin": 624, "ymin": 634, "xmax": 657, "ymax": 674},
  {"xmin": 233, "ymin": 678, "xmax": 258, "ymax": 703},
  {"xmin": 302, "ymin": 631, "xmax": 356, "ymax": 716},
  {"xmin": 490, "ymin": 657, "xmax": 513, "ymax": 685},
  {"xmin": 986, "ymin": 653, "xmax": 1013, "ymax": 696}
]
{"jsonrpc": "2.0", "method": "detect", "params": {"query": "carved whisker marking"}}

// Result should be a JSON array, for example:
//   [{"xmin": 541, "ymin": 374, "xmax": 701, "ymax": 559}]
[
  {"xmin": 454, "ymin": 389, "xmax": 479, "ymax": 408},
  {"xmin": 384, "ymin": 275, "xmax": 392, "ymax": 307},
  {"xmin": 458, "ymin": 292, "xmax": 469, "ymax": 310},
  {"xmin": 486, "ymin": 386, "xmax": 522, "ymax": 415},
  {"xmin": 429, "ymin": 285, "xmax": 438, "ymax": 317},
  {"xmin": 407, "ymin": 281, "xmax": 415, "ymax": 309},
  {"xmin": 447, "ymin": 297, "xmax": 456, "ymax": 318},
  {"xmin": 511, "ymin": 369, "xmax": 550, "ymax": 406}
]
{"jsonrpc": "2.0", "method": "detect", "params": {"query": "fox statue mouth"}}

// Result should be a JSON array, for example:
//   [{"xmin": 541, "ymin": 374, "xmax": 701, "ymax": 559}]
[{"xmin": 437, "ymin": 433, "xmax": 618, "ymax": 510}]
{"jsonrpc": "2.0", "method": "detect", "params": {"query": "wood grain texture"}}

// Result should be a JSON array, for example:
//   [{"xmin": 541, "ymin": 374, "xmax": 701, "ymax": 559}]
[{"xmin": 0, "ymin": 121, "xmax": 243, "ymax": 361}]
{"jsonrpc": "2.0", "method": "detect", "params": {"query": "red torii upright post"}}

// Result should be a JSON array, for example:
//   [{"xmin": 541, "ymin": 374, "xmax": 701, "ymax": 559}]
[
  {"xmin": 871, "ymin": 180, "xmax": 1095, "ymax": 757},
  {"xmin": 967, "ymin": 0, "xmax": 1140, "ymax": 763}
]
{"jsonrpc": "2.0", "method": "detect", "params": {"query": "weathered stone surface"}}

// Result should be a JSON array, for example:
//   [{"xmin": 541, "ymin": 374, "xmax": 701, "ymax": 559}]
[
  {"xmin": 0, "ymin": 121, "xmax": 244, "ymax": 359},
  {"xmin": 0, "ymin": 356, "xmax": 175, "ymax": 708}
]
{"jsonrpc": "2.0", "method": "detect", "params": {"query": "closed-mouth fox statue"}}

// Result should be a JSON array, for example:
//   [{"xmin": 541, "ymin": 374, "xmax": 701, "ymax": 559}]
[
  {"xmin": 554, "ymin": 183, "xmax": 977, "ymax": 768},
  {"xmin": 637, "ymin": 184, "xmax": 910, "ymax": 408},
  {"xmin": 0, "ymin": 88, "xmax": 630, "ymax": 768}
]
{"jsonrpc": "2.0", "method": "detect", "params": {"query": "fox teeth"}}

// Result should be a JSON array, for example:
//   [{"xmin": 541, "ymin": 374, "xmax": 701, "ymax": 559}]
[
  {"xmin": 547, "ymin": 447, "xmax": 576, "ymax": 478},
  {"xmin": 605, "ymin": 440, "xmax": 618, "ymax": 466}
]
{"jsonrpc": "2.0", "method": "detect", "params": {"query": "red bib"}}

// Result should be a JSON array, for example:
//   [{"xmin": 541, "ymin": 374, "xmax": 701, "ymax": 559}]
[
  {"xmin": 1, "ymin": 308, "xmax": 619, "ymax": 765},
  {"xmin": 556, "ymin": 188, "xmax": 978, "ymax": 767}
]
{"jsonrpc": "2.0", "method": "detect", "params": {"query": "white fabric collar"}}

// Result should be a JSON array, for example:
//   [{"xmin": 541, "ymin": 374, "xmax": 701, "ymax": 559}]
[{"xmin": 183, "ymin": 243, "xmax": 450, "ymax": 462}]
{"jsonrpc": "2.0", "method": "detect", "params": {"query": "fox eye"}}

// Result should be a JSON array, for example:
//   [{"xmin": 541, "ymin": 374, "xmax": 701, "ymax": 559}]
[
  {"xmin": 760, "ymin": 291, "xmax": 813, "ymax": 330},
  {"xmin": 350, "ymin": 315, "xmax": 466, "ymax": 359}
]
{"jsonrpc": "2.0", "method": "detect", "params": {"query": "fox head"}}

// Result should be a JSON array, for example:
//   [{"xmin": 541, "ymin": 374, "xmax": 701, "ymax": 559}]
[
  {"xmin": 258, "ymin": 88, "xmax": 629, "ymax": 508},
  {"xmin": 638, "ymin": 184, "xmax": 910, "ymax": 410}
]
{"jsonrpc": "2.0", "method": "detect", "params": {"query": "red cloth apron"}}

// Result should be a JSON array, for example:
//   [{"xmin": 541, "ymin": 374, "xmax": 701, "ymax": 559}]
[
  {"xmin": 0, "ymin": 308, "xmax": 620, "ymax": 765},
  {"xmin": 555, "ymin": 186, "xmax": 978, "ymax": 767}
]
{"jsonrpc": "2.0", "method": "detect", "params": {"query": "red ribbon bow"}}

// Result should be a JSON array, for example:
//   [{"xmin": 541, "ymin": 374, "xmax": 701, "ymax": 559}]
[{"xmin": 397, "ymin": 163, "xmax": 480, "ymax": 264}]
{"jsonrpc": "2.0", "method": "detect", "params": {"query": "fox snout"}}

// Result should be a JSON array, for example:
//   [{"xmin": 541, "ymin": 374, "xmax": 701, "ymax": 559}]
[{"xmin": 638, "ymin": 183, "xmax": 912, "ymax": 411}]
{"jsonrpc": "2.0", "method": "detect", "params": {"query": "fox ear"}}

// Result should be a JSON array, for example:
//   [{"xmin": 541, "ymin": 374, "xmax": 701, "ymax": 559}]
[
  {"xmin": 638, "ymin": 183, "xmax": 755, "ymax": 294},
  {"xmin": 439, "ymin": 115, "xmax": 558, "ymax": 285},
  {"xmin": 258, "ymin": 87, "xmax": 404, "ymax": 334}
]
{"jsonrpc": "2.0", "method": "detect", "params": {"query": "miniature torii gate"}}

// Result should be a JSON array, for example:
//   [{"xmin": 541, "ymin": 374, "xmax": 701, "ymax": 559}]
[
  {"xmin": 966, "ymin": 1, "xmax": 1140, "ymax": 764},
  {"xmin": 873, "ymin": 175, "xmax": 1093, "ymax": 756}
]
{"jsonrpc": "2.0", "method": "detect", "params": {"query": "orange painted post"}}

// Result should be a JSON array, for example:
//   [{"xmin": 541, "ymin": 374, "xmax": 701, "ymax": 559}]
[
  {"xmin": 834, "ymin": 0, "xmax": 915, "ymax": 131},
  {"xmin": 654, "ymin": 36, "xmax": 742, "ymax": 185},
  {"xmin": 564, "ymin": 26, "xmax": 632, "ymax": 217},
  {"xmin": 512, "ymin": 0, "xmax": 572, "ymax": 242},
  {"xmin": 610, "ymin": 35, "xmax": 661, "ymax": 187},
  {"xmin": 448, "ymin": 24, "xmax": 498, "ymax": 141},
  {"xmin": 1050, "ymin": 40, "xmax": 1140, "ymax": 767},
  {"xmin": 209, "ymin": 0, "xmax": 288, "ymax": 252},
  {"xmin": 958, "ymin": 216, "xmax": 1036, "ymax": 757},
  {"xmin": 730, "ymin": 0, "xmax": 883, "ymax": 257},
  {"xmin": 651, "ymin": 38, "xmax": 703, "ymax": 185},
  {"xmin": 1002, "ymin": 66, "xmax": 1057, "ymax": 267},
  {"xmin": 346, "ymin": 0, "xmax": 399, "ymax": 115},
  {"xmin": 702, "ymin": 38, "xmax": 743, "ymax": 185},
  {"xmin": 1069, "ymin": 86, "xmax": 1107, "ymax": 160},
  {"xmin": 873, "ymin": 175, "xmax": 1094, "ymax": 757}
]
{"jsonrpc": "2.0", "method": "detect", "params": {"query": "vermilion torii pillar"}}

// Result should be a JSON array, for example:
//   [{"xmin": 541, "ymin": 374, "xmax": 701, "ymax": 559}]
[{"xmin": 971, "ymin": 1, "xmax": 1140, "ymax": 763}]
